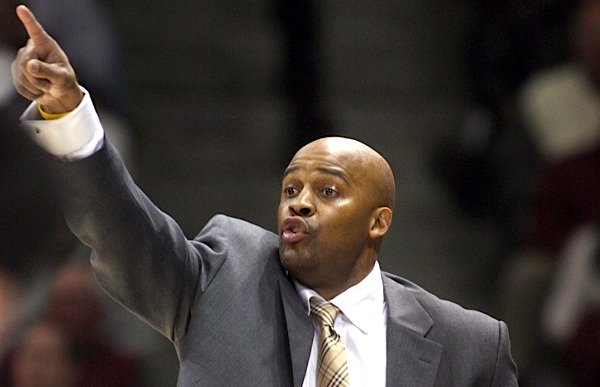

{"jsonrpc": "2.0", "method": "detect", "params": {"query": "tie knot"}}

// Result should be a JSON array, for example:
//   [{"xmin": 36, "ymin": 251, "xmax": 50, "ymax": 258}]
[{"xmin": 310, "ymin": 297, "xmax": 339, "ymax": 328}]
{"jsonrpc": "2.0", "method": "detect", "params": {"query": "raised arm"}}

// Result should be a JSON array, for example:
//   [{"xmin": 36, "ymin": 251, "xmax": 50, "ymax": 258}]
[{"xmin": 10, "ymin": 6, "xmax": 226, "ymax": 342}]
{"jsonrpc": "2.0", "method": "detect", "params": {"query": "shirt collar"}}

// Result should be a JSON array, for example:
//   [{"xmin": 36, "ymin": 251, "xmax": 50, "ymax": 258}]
[{"xmin": 294, "ymin": 261, "xmax": 385, "ymax": 334}]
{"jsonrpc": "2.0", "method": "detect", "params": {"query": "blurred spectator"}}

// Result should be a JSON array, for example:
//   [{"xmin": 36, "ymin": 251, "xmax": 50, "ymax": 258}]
[
  {"xmin": 0, "ymin": 266, "xmax": 23, "ymax": 361},
  {"xmin": 2, "ymin": 245, "xmax": 178, "ymax": 386},
  {"xmin": 434, "ymin": 0, "xmax": 599, "ymax": 383},
  {"xmin": 431, "ymin": 1, "xmax": 579, "ymax": 254},
  {"xmin": 6, "ymin": 320, "xmax": 80, "ymax": 387},
  {"xmin": 42, "ymin": 262, "xmax": 144, "ymax": 387},
  {"xmin": 542, "ymin": 223, "xmax": 600, "ymax": 386},
  {"xmin": 429, "ymin": 0, "xmax": 578, "ymax": 303},
  {"xmin": 1, "ymin": 262, "xmax": 145, "ymax": 386},
  {"xmin": 500, "ymin": 0, "xmax": 600, "ymax": 384},
  {"xmin": 520, "ymin": 0, "xmax": 600, "ymax": 254},
  {"xmin": 434, "ymin": 0, "xmax": 577, "ymax": 229}
]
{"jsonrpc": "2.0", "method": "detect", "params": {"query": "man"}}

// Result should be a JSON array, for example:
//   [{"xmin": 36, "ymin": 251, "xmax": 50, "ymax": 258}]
[{"xmin": 11, "ymin": 5, "xmax": 518, "ymax": 386}]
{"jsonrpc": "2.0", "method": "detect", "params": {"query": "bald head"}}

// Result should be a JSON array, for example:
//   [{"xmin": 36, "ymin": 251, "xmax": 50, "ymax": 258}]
[{"xmin": 292, "ymin": 137, "xmax": 396, "ymax": 212}]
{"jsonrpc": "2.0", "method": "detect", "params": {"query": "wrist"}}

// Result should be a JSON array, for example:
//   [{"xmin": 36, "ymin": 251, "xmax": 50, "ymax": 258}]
[
  {"xmin": 38, "ymin": 104, "xmax": 69, "ymax": 120},
  {"xmin": 38, "ymin": 86, "xmax": 84, "ymax": 116}
]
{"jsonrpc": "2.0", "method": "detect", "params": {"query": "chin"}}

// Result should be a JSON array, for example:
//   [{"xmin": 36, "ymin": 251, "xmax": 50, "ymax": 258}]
[
  {"xmin": 280, "ymin": 249, "xmax": 309, "ymax": 277},
  {"xmin": 279, "ymin": 249, "xmax": 297, "ymax": 271}
]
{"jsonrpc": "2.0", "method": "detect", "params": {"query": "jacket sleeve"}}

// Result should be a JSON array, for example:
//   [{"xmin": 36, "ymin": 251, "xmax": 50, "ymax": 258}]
[
  {"xmin": 57, "ymin": 139, "xmax": 228, "ymax": 342},
  {"xmin": 491, "ymin": 321, "xmax": 519, "ymax": 386}
]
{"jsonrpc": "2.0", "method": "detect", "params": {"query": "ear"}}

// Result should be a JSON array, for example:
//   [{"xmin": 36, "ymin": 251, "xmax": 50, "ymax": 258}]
[{"xmin": 369, "ymin": 207, "xmax": 392, "ymax": 239}]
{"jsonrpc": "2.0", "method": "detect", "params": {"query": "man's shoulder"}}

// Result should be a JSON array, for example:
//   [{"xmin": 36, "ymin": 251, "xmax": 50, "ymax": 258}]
[
  {"xmin": 383, "ymin": 273, "xmax": 517, "ymax": 386},
  {"xmin": 195, "ymin": 214, "xmax": 279, "ymax": 251},
  {"xmin": 382, "ymin": 274, "xmax": 518, "ymax": 384},
  {"xmin": 382, "ymin": 272, "xmax": 502, "ymax": 335},
  {"xmin": 201, "ymin": 214, "xmax": 277, "ymax": 236}
]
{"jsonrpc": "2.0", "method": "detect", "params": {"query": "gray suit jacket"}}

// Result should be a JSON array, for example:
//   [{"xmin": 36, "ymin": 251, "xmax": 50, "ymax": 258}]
[{"xmin": 58, "ymin": 141, "xmax": 518, "ymax": 386}]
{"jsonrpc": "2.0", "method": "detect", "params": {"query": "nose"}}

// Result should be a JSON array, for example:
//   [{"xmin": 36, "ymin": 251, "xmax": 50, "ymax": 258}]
[{"xmin": 288, "ymin": 190, "xmax": 315, "ymax": 217}]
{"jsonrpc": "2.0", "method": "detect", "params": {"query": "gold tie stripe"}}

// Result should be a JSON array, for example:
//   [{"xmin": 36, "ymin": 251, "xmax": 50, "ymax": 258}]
[{"xmin": 310, "ymin": 297, "xmax": 350, "ymax": 387}]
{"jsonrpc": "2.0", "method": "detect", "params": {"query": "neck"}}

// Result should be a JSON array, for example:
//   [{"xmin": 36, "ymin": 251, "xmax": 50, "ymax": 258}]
[{"xmin": 313, "ymin": 261, "xmax": 377, "ymax": 300}]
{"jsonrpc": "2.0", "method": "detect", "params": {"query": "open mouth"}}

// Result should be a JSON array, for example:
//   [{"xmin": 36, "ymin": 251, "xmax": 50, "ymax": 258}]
[{"xmin": 281, "ymin": 217, "xmax": 309, "ymax": 243}]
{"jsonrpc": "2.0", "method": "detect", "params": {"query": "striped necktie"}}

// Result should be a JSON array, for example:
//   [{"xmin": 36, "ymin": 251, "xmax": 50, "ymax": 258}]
[{"xmin": 310, "ymin": 297, "xmax": 350, "ymax": 387}]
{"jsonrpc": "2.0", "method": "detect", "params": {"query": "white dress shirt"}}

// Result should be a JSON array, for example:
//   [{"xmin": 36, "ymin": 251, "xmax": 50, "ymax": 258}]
[{"xmin": 295, "ymin": 262, "xmax": 387, "ymax": 387}]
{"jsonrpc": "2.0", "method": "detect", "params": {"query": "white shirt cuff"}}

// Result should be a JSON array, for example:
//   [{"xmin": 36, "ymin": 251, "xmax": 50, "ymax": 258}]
[{"xmin": 20, "ymin": 86, "xmax": 105, "ymax": 161}]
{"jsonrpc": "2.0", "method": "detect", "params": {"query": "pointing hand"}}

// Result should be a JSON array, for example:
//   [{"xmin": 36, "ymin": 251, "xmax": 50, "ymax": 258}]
[{"xmin": 11, "ymin": 5, "xmax": 83, "ymax": 114}]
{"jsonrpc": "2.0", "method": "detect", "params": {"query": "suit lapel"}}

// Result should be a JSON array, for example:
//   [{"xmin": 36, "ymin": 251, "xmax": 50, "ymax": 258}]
[
  {"xmin": 383, "ymin": 275, "xmax": 443, "ymax": 387},
  {"xmin": 279, "ymin": 275, "xmax": 313, "ymax": 387}
]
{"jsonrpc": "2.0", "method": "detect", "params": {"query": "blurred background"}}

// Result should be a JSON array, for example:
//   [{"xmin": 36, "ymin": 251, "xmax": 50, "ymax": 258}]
[{"xmin": 1, "ymin": 0, "xmax": 599, "ymax": 386}]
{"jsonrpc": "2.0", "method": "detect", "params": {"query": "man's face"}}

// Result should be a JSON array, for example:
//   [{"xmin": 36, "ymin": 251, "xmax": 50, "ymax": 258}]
[{"xmin": 277, "ymin": 139, "xmax": 379, "ymax": 294}]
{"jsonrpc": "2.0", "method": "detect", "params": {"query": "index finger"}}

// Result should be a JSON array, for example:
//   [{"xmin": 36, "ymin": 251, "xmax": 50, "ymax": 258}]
[{"xmin": 16, "ymin": 5, "xmax": 52, "ymax": 47}]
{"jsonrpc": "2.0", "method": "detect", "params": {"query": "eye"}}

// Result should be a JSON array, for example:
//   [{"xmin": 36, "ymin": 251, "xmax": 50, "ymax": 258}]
[
  {"xmin": 284, "ymin": 186, "xmax": 298, "ymax": 197},
  {"xmin": 322, "ymin": 187, "xmax": 337, "ymax": 197}
]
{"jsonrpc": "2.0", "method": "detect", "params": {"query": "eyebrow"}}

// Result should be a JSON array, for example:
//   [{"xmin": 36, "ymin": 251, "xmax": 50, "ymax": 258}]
[{"xmin": 283, "ymin": 164, "xmax": 351, "ymax": 184}]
